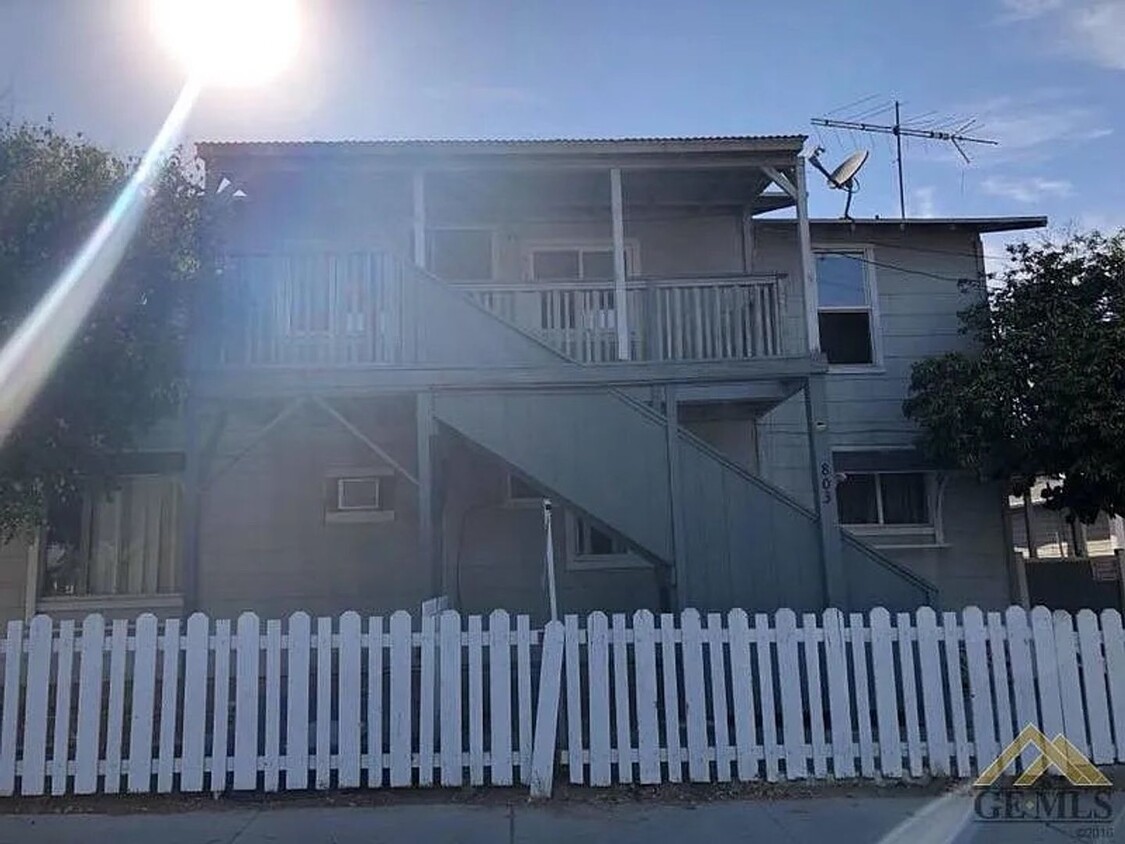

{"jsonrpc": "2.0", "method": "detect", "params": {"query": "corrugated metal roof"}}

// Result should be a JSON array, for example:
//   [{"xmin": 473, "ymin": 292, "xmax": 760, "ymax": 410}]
[{"xmin": 197, "ymin": 134, "xmax": 807, "ymax": 158}]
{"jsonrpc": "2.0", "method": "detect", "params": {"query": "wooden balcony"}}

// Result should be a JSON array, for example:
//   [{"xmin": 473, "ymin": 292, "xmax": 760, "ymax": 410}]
[
  {"xmin": 461, "ymin": 275, "xmax": 784, "ymax": 363},
  {"xmin": 209, "ymin": 253, "xmax": 788, "ymax": 369}
]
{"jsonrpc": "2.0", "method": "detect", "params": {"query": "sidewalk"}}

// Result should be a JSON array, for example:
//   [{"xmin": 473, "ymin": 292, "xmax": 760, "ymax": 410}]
[{"xmin": 0, "ymin": 789, "xmax": 1117, "ymax": 843}]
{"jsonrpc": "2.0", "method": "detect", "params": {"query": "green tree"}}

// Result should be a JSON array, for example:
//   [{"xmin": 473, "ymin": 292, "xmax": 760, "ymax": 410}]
[
  {"xmin": 0, "ymin": 122, "xmax": 210, "ymax": 540},
  {"xmin": 904, "ymin": 229, "xmax": 1125, "ymax": 524}
]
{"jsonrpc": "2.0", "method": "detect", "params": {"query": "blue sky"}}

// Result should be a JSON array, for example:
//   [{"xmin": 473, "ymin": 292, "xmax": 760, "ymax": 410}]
[{"xmin": 1, "ymin": 0, "xmax": 1122, "ymax": 240}]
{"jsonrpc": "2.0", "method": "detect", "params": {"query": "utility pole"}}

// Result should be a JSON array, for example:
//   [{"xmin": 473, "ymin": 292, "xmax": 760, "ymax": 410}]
[
  {"xmin": 894, "ymin": 100, "xmax": 906, "ymax": 220},
  {"xmin": 812, "ymin": 102, "xmax": 997, "ymax": 219}
]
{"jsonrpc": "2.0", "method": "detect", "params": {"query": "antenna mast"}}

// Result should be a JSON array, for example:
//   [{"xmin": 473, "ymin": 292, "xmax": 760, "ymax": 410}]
[{"xmin": 812, "ymin": 99, "xmax": 998, "ymax": 219}]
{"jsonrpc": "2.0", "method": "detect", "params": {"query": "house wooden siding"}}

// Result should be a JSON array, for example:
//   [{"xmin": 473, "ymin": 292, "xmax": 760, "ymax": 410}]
[{"xmin": 4, "ymin": 138, "xmax": 1048, "ymax": 623}]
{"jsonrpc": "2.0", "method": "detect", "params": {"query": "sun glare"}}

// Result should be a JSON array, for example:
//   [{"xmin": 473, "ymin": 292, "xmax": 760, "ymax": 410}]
[{"xmin": 151, "ymin": 0, "xmax": 300, "ymax": 88}]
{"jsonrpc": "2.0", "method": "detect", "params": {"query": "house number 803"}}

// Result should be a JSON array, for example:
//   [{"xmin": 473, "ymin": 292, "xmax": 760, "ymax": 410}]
[{"xmin": 820, "ymin": 462, "xmax": 834, "ymax": 505}]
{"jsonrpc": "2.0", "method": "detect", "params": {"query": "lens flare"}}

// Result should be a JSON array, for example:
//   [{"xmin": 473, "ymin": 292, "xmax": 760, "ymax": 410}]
[
  {"xmin": 0, "ymin": 79, "xmax": 201, "ymax": 446},
  {"xmin": 151, "ymin": 0, "xmax": 300, "ymax": 88}
]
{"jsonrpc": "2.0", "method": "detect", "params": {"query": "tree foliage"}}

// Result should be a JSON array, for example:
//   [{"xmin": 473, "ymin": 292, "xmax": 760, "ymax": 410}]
[
  {"xmin": 904, "ymin": 230, "xmax": 1125, "ymax": 523},
  {"xmin": 0, "ymin": 122, "xmax": 210, "ymax": 539}
]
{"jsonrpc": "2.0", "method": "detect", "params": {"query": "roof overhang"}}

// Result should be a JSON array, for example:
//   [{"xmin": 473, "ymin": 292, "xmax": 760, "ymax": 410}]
[{"xmin": 790, "ymin": 216, "xmax": 1049, "ymax": 234}]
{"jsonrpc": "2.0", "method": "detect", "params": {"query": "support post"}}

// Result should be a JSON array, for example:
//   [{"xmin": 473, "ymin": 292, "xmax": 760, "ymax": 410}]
[
  {"xmin": 412, "ymin": 170, "xmax": 426, "ymax": 268},
  {"xmin": 417, "ymin": 392, "xmax": 442, "ymax": 596},
  {"xmin": 794, "ymin": 158, "xmax": 821, "ymax": 355},
  {"xmin": 663, "ymin": 386, "xmax": 688, "ymax": 610},
  {"xmin": 610, "ymin": 168, "xmax": 629, "ymax": 360},
  {"xmin": 741, "ymin": 208, "xmax": 755, "ymax": 274},
  {"xmin": 180, "ymin": 392, "xmax": 203, "ymax": 612},
  {"xmin": 804, "ymin": 374, "xmax": 845, "ymax": 608}
]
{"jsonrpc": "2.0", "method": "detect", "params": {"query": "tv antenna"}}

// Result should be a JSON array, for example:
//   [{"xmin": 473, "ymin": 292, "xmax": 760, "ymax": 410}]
[
  {"xmin": 808, "ymin": 148, "xmax": 868, "ymax": 220},
  {"xmin": 811, "ymin": 99, "xmax": 998, "ymax": 219}
]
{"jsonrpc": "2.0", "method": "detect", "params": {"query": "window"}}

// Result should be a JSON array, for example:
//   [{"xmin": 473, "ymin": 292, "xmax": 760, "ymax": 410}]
[
  {"xmin": 505, "ymin": 473, "xmax": 543, "ymax": 507},
  {"xmin": 837, "ymin": 471, "xmax": 930, "ymax": 526},
  {"xmin": 325, "ymin": 471, "xmax": 395, "ymax": 523},
  {"xmin": 816, "ymin": 250, "xmax": 877, "ymax": 366},
  {"xmin": 528, "ymin": 243, "xmax": 637, "ymax": 337},
  {"xmin": 428, "ymin": 229, "xmax": 494, "ymax": 281},
  {"xmin": 40, "ymin": 476, "xmax": 181, "ymax": 599},
  {"xmin": 566, "ymin": 513, "xmax": 650, "ymax": 571}
]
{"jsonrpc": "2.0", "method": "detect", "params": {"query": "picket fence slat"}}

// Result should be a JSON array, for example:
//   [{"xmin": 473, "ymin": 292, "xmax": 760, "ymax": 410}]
[
  {"xmin": 440, "ymin": 610, "xmax": 463, "ymax": 787},
  {"xmin": 22, "ymin": 615, "xmax": 52, "ymax": 796},
  {"xmin": 1, "ymin": 604, "xmax": 1123, "ymax": 799},
  {"xmin": 1100, "ymin": 610, "xmax": 1125, "ymax": 762},
  {"xmin": 682, "ymin": 610, "xmax": 709, "ymax": 782},
  {"xmin": 802, "ymin": 612, "xmax": 828, "ymax": 779},
  {"xmin": 916, "ymin": 607, "xmax": 948, "ymax": 777},
  {"xmin": 963, "ymin": 608, "xmax": 996, "ymax": 772},
  {"xmin": 986, "ymin": 611, "xmax": 1015, "ymax": 755},
  {"xmin": 157, "ymin": 619, "xmax": 180, "ymax": 794},
  {"xmin": 563, "ymin": 614, "xmax": 583, "ymax": 785},
  {"xmin": 263, "ymin": 619, "xmax": 282, "ymax": 792},
  {"xmin": 1077, "ymin": 610, "xmax": 1113, "ymax": 765},
  {"xmin": 823, "ymin": 609, "xmax": 853, "ymax": 778},
  {"xmin": 418, "ymin": 612, "xmax": 436, "ymax": 787},
  {"xmin": 468, "ymin": 614, "xmax": 485, "ymax": 786},
  {"xmin": 50, "ymin": 619, "xmax": 75, "ymax": 796},
  {"xmin": 210, "ymin": 618, "xmax": 232, "ymax": 793},
  {"xmin": 849, "ymin": 612, "xmax": 875, "ymax": 779},
  {"xmin": 286, "ymin": 613, "xmax": 311, "ymax": 790},
  {"xmin": 129, "ymin": 614, "xmax": 159, "ymax": 793},
  {"xmin": 367, "ymin": 616, "xmax": 385, "ymax": 788},
  {"xmin": 389, "ymin": 611, "xmax": 412, "ymax": 787},
  {"xmin": 338, "ymin": 612, "xmax": 362, "ymax": 789},
  {"xmin": 74, "ymin": 614, "xmax": 104, "ymax": 794},
  {"xmin": 754, "ymin": 612, "xmax": 780, "ymax": 783},
  {"xmin": 235, "ymin": 613, "xmax": 260, "ymax": 790},
  {"xmin": 612, "ymin": 614, "xmax": 633, "ymax": 784},
  {"xmin": 896, "ymin": 611, "xmax": 923, "ymax": 777},
  {"xmin": 776, "ymin": 609, "xmax": 804, "ymax": 781},
  {"xmin": 633, "ymin": 610, "xmax": 660, "ymax": 784},
  {"xmin": 489, "ymin": 610, "xmax": 514, "ymax": 786},
  {"xmin": 0, "ymin": 620, "xmax": 23, "ymax": 795},
  {"xmin": 728, "ymin": 609, "xmax": 757, "ymax": 781},
  {"xmin": 588, "ymin": 611, "xmax": 612, "ymax": 786},
  {"xmin": 659, "ymin": 612, "xmax": 683, "ymax": 783},
  {"xmin": 179, "ymin": 614, "xmax": 207, "ymax": 793},
  {"xmin": 516, "ymin": 615, "xmax": 533, "ymax": 784},
  {"xmin": 870, "ymin": 608, "xmax": 902, "ymax": 779},
  {"xmin": 1054, "ymin": 611, "xmax": 1088, "ymax": 757}
]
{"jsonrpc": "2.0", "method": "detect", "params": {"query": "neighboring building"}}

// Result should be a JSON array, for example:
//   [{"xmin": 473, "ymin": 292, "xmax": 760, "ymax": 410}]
[
  {"xmin": 1010, "ymin": 479, "xmax": 1125, "ymax": 560},
  {"xmin": 2, "ymin": 136, "xmax": 1047, "ymax": 623}
]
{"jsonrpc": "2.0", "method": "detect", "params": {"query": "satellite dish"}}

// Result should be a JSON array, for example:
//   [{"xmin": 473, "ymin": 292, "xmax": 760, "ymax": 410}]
[{"xmin": 808, "ymin": 147, "xmax": 869, "ymax": 219}]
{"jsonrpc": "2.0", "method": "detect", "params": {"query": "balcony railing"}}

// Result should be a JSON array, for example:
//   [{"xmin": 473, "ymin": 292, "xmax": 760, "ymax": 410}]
[
  {"xmin": 462, "ymin": 275, "xmax": 784, "ymax": 363},
  {"xmin": 211, "ymin": 254, "xmax": 785, "ymax": 368}
]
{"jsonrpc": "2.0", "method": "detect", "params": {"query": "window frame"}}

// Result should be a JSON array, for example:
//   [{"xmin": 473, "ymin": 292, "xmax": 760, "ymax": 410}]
[
  {"xmin": 813, "ymin": 244, "xmax": 883, "ymax": 371},
  {"xmin": 425, "ymin": 226, "xmax": 497, "ymax": 282},
  {"xmin": 503, "ymin": 472, "xmax": 544, "ymax": 509},
  {"xmin": 324, "ymin": 468, "xmax": 396, "ymax": 524},
  {"xmin": 836, "ymin": 467, "xmax": 946, "ymax": 548},
  {"xmin": 564, "ymin": 511, "xmax": 651, "ymax": 571},
  {"xmin": 521, "ymin": 238, "xmax": 641, "ymax": 282},
  {"xmin": 33, "ymin": 473, "xmax": 185, "ymax": 613}
]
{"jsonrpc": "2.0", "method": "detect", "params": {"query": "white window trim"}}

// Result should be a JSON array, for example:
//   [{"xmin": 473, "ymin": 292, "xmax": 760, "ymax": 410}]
[
  {"xmin": 521, "ymin": 238, "xmax": 642, "ymax": 281},
  {"xmin": 325, "ymin": 467, "xmax": 395, "ymax": 524},
  {"xmin": 564, "ymin": 512, "xmax": 651, "ymax": 571},
  {"xmin": 425, "ymin": 225, "xmax": 498, "ymax": 282},
  {"xmin": 813, "ymin": 243, "xmax": 884, "ymax": 371},
  {"xmin": 838, "ymin": 469, "xmax": 945, "ymax": 547}
]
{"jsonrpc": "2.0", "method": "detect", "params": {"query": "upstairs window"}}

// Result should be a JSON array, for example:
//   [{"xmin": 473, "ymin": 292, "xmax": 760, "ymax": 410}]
[
  {"xmin": 427, "ymin": 229, "xmax": 494, "ymax": 281},
  {"xmin": 816, "ymin": 250, "xmax": 877, "ymax": 366}
]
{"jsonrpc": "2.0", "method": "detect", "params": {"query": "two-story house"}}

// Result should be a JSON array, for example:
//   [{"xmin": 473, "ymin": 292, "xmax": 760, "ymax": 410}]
[{"xmin": 1, "ymin": 135, "xmax": 1046, "ymax": 623}]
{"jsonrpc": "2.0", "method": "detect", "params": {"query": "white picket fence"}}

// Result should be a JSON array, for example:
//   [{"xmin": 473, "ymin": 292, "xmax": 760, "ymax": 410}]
[{"xmin": 0, "ymin": 605, "xmax": 1123, "ymax": 799}]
